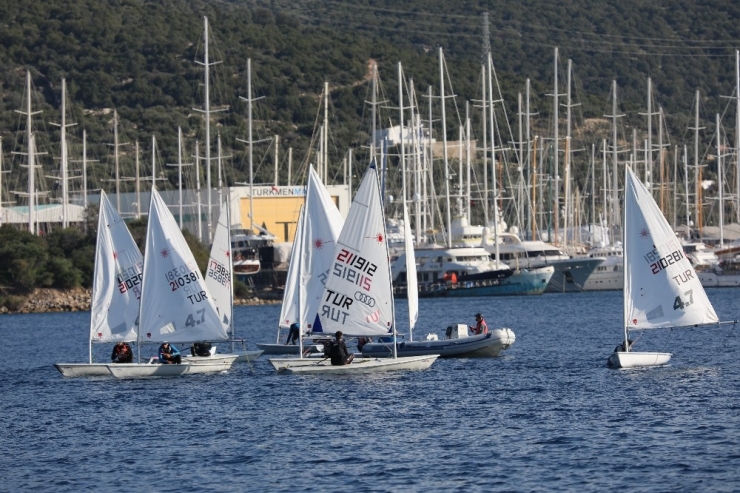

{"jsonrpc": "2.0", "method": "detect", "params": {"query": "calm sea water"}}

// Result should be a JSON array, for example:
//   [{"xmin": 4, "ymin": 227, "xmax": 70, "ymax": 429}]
[{"xmin": 1, "ymin": 289, "xmax": 739, "ymax": 492}]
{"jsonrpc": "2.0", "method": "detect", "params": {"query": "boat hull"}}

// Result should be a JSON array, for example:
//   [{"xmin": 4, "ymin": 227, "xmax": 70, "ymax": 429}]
[
  {"xmin": 360, "ymin": 329, "xmax": 515, "ymax": 358},
  {"xmin": 256, "ymin": 342, "xmax": 325, "ymax": 355},
  {"xmin": 607, "ymin": 351, "xmax": 672, "ymax": 369},
  {"xmin": 107, "ymin": 359, "xmax": 234, "ymax": 379},
  {"xmin": 54, "ymin": 363, "xmax": 114, "ymax": 377},
  {"xmin": 446, "ymin": 267, "xmax": 554, "ymax": 296},
  {"xmin": 544, "ymin": 258, "xmax": 604, "ymax": 293},
  {"xmin": 282, "ymin": 355, "xmax": 439, "ymax": 374},
  {"xmin": 269, "ymin": 355, "xmax": 372, "ymax": 371},
  {"xmin": 232, "ymin": 350, "xmax": 263, "ymax": 362}
]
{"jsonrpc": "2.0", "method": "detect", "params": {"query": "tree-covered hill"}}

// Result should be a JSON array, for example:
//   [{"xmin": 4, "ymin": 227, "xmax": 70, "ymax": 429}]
[{"xmin": 0, "ymin": 0, "xmax": 739, "ymax": 224}]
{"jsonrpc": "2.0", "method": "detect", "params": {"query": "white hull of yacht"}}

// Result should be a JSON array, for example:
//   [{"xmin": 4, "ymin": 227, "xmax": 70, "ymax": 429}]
[
  {"xmin": 281, "ymin": 355, "xmax": 439, "ymax": 374},
  {"xmin": 607, "ymin": 351, "xmax": 672, "ymax": 369},
  {"xmin": 54, "ymin": 363, "xmax": 115, "ymax": 377},
  {"xmin": 697, "ymin": 271, "xmax": 740, "ymax": 288}
]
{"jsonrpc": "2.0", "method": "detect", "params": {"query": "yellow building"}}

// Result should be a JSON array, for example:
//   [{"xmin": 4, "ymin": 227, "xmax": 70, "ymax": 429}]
[{"xmin": 229, "ymin": 184, "xmax": 351, "ymax": 243}]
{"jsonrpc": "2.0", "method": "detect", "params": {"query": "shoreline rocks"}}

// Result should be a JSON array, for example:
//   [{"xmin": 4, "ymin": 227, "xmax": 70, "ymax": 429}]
[{"xmin": 0, "ymin": 288, "xmax": 278, "ymax": 315}]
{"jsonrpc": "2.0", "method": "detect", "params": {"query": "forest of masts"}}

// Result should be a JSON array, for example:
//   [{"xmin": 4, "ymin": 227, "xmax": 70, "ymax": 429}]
[{"xmin": 2, "ymin": 17, "xmax": 740, "ymax": 250}]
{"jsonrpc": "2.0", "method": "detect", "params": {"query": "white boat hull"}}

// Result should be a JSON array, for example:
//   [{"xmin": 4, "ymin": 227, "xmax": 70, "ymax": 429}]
[
  {"xmin": 232, "ymin": 350, "xmax": 263, "ymax": 362},
  {"xmin": 269, "ymin": 355, "xmax": 374, "ymax": 371},
  {"xmin": 107, "ymin": 358, "xmax": 234, "ymax": 379},
  {"xmin": 282, "ymin": 355, "xmax": 439, "ymax": 374},
  {"xmin": 182, "ymin": 354, "xmax": 244, "ymax": 365},
  {"xmin": 361, "ymin": 329, "xmax": 515, "ymax": 358},
  {"xmin": 54, "ymin": 363, "xmax": 115, "ymax": 377},
  {"xmin": 607, "ymin": 351, "xmax": 672, "ymax": 369}
]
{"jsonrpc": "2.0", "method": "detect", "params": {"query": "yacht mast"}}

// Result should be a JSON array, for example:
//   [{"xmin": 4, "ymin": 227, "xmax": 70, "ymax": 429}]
[{"xmin": 439, "ymin": 47, "xmax": 452, "ymax": 248}]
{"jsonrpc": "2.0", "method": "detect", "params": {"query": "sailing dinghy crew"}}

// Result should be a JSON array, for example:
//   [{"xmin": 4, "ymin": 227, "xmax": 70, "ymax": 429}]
[
  {"xmin": 285, "ymin": 323, "xmax": 300, "ymax": 345},
  {"xmin": 329, "ymin": 331, "xmax": 354, "ymax": 366},
  {"xmin": 470, "ymin": 313, "xmax": 489, "ymax": 335},
  {"xmin": 614, "ymin": 339, "xmax": 635, "ymax": 353},
  {"xmin": 158, "ymin": 342, "xmax": 181, "ymax": 364},
  {"xmin": 111, "ymin": 342, "xmax": 133, "ymax": 363}
]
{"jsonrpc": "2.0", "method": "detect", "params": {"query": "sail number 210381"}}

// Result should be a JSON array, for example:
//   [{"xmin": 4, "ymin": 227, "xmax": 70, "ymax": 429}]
[{"xmin": 673, "ymin": 289, "xmax": 694, "ymax": 311}]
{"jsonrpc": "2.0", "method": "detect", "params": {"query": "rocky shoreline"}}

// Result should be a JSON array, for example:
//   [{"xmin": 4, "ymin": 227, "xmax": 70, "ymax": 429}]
[{"xmin": 0, "ymin": 288, "xmax": 278, "ymax": 315}]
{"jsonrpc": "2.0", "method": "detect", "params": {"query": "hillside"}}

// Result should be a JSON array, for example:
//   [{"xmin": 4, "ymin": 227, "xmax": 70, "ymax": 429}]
[{"xmin": 0, "ymin": 0, "xmax": 739, "ymax": 220}]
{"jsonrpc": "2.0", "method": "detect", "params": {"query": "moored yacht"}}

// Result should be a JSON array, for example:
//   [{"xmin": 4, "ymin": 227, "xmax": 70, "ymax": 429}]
[
  {"xmin": 391, "ymin": 244, "xmax": 553, "ymax": 297},
  {"xmin": 442, "ymin": 217, "xmax": 602, "ymax": 293}
]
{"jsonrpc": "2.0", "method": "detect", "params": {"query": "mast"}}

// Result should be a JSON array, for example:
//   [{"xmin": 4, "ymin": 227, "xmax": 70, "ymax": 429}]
[
  {"xmin": 114, "ymin": 110, "xmax": 121, "ymax": 212},
  {"xmin": 60, "ymin": 79, "xmax": 69, "ymax": 228},
  {"xmin": 439, "ymin": 47, "xmax": 452, "ymax": 248},
  {"xmin": 609, "ymin": 80, "xmax": 624, "ymax": 242},
  {"xmin": 737, "ymin": 50, "xmax": 740, "ymax": 224},
  {"xmin": 195, "ymin": 141, "xmax": 202, "ymax": 240},
  {"xmin": 466, "ymin": 101, "xmax": 471, "ymax": 224},
  {"xmin": 481, "ymin": 64, "xmax": 489, "ymax": 226},
  {"xmin": 135, "ymin": 141, "xmax": 140, "ymax": 218},
  {"xmin": 717, "ymin": 113, "xmax": 724, "ymax": 248},
  {"xmin": 622, "ymin": 165, "xmax": 630, "ymax": 352},
  {"xmin": 371, "ymin": 63, "xmax": 378, "ymax": 166},
  {"xmin": 178, "ymin": 128, "xmax": 184, "ymax": 228},
  {"xmin": 487, "ymin": 52, "xmax": 500, "ymax": 263},
  {"xmin": 553, "ymin": 48, "xmax": 560, "ymax": 244},
  {"xmin": 684, "ymin": 145, "xmax": 690, "ymax": 229},
  {"xmin": 204, "ymin": 16, "xmax": 212, "ymax": 239},
  {"xmin": 324, "ymin": 81, "xmax": 329, "ymax": 182},
  {"xmin": 694, "ymin": 90, "xmax": 703, "ymax": 236},
  {"xmin": 398, "ymin": 62, "xmax": 406, "ymax": 207}
]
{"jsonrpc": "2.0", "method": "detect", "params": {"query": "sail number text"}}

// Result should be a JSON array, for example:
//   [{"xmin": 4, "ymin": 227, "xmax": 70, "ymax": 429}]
[
  {"xmin": 673, "ymin": 289, "xmax": 694, "ymax": 311},
  {"xmin": 332, "ymin": 249, "xmax": 377, "ymax": 291},
  {"xmin": 644, "ymin": 248, "xmax": 684, "ymax": 275},
  {"xmin": 207, "ymin": 260, "xmax": 231, "ymax": 287},
  {"xmin": 166, "ymin": 266, "xmax": 201, "ymax": 292},
  {"xmin": 117, "ymin": 264, "xmax": 143, "ymax": 298}
]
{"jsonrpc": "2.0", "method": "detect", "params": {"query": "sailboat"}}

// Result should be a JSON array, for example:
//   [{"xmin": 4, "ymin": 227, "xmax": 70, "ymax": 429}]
[
  {"xmin": 195, "ymin": 195, "xmax": 262, "ymax": 363},
  {"xmin": 607, "ymin": 167, "xmax": 727, "ymax": 369},
  {"xmin": 360, "ymin": 203, "xmax": 516, "ymax": 358},
  {"xmin": 280, "ymin": 165, "xmax": 438, "ymax": 374},
  {"xmin": 260, "ymin": 166, "xmax": 344, "ymax": 357},
  {"xmin": 55, "ymin": 191, "xmax": 143, "ymax": 377},
  {"xmin": 107, "ymin": 189, "xmax": 236, "ymax": 378}
]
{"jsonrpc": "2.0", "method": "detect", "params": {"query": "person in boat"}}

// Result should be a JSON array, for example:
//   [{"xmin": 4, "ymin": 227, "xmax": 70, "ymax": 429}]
[
  {"xmin": 158, "ymin": 342, "xmax": 182, "ymax": 364},
  {"xmin": 357, "ymin": 336, "xmax": 372, "ymax": 351},
  {"xmin": 329, "ymin": 331, "xmax": 354, "ymax": 366},
  {"xmin": 285, "ymin": 323, "xmax": 300, "ymax": 345},
  {"xmin": 614, "ymin": 339, "xmax": 635, "ymax": 352},
  {"xmin": 470, "ymin": 313, "xmax": 489, "ymax": 335},
  {"xmin": 111, "ymin": 342, "xmax": 133, "ymax": 363}
]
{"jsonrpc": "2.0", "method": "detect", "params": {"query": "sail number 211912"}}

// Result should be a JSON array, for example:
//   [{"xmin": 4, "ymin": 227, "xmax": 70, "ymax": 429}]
[{"xmin": 673, "ymin": 289, "xmax": 694, "ymax": 311}]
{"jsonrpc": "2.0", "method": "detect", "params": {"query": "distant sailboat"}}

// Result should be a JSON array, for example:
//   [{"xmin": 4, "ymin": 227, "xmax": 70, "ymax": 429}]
[
  {"xmin": 608, "ymin": 167, "xmax": 730, "ymax": 369},
  {"xmin": 107, "ymin": 189, "xmax": 236, "ymax": 378},
  {"xmin": 55, "ymin": 191, "xmax": 143, "ymax": 377},
  {"xmin": 259, "ymin": 166, "xmax": 344, "ymax": 356},
  {"xmin": 200, "ymin": 195, "xmax": 262, "ymax": 362},
  {"xmin": 280, "ymin": 165, "xmax": 438, "ymax": 374}
]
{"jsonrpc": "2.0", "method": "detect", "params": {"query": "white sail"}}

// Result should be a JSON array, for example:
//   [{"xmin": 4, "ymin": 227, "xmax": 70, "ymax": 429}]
[
  {"xmin": 319, "ymin": 166, "xmax": 393, "ymax": 337},
  {"xmin": 205, "ymin": 196, "xmax": 232, "ymax": 332},
  {"xmin": 300, "ymin": 166, "xmax": 345, "ymax": 332},
  {"xmin": 89, "ymin": 190, "xmax": 143, "ymax": 343},
  {"xmin": 278, "ymin": 206, "xmax": 304, "ymax": 329},
  {"xmin": 139, "ymin": 189, "xmax": 227, "ymax": 343},
  {"xmin": 624, "ymin": 167, "xmax": 718, "ymax": 329},
  {"xmin": 403, "ymin": 203, "xmax": 418, "ymax": 337}
]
